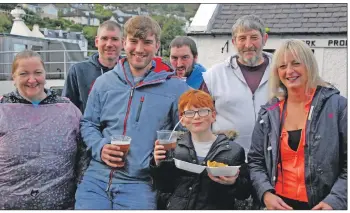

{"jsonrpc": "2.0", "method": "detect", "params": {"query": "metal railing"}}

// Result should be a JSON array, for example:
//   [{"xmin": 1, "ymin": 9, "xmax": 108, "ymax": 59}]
[{"xmin": 0, "ymin": 49, "xmax": 98, "ymax": 80}]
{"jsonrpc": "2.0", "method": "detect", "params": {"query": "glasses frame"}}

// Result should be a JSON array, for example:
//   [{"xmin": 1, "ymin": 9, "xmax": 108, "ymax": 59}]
[{"xmin": 182, "ymin": 108, "xmax": 212, "ymax": 118}]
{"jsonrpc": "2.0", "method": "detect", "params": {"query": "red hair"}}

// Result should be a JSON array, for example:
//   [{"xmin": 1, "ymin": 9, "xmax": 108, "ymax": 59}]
[{"xmin": 178, "ymin": 90, "xmax": 215, "ymax": 115}]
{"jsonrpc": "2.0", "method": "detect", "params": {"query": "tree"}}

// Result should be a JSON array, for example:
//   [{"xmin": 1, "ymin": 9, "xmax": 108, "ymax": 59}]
[
  {"xmin": 152, "ymin": 15, "xmax": 185, "ymax": 58},
  {"xmin": 0, "ymin": 4, "xmax": 16, "ymax": 11},
  {"xmin": 94, "ymin": 4, "xmax": 112, "ymax": 18},
  {"xmin": 0, "ymin": 13, "xmax": 12, "ymax": 33},
  {"xmin": 82, "ymin": 26, "xmax": 98, "ymax": 50},
  {"xmin": 70, "ymin": 24, "xmax": 83, "ymax": 32}
]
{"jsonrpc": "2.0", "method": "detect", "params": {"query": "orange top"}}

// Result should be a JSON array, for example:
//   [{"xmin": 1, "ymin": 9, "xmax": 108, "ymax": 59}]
[{"xmin": 275, "ymin": 88, "xmax": 316, "ymax": 202}]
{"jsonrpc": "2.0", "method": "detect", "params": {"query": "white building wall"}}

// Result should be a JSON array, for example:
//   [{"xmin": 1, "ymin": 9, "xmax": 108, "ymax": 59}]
[
  {"xmin": 322, "ymin": 48, "xmax": 347, "ymax": 96},
  {"xmin": 92, "ymin": 18, "xmax": 100, "ymax": 26},
  {"xmin": 191, "ymin": 35, "xmax": 347, "ymax": 96},
  {"xmin": 42, "ymin": 4, "xmax": 58, "ymax": 19}
]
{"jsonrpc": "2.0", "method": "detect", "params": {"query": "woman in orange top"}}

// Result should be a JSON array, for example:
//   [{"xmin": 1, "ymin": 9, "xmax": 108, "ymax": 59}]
[{"xmin": 248, "ymin": 39, "xmax": 347, "ymax": 210}]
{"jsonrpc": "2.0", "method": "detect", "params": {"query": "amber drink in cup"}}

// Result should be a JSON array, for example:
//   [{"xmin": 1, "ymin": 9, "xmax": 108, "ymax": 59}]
[
  {"xmin": 111, "ymin": 135, "xmax": 131, "ymax": 167},
  {"xmin": 157, "ymin": 130, "xmax": 178, "ymax": 160}
]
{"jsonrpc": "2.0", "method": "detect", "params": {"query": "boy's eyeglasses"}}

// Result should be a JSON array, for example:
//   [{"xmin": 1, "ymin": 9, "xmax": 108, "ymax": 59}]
[{"xmin": 183, "ymin": 109, "xmax": 211, "ymax": 118}]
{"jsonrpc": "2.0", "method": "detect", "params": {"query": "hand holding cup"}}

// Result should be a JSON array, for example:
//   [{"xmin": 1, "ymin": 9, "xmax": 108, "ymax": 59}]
[
  {"xmin": 154, "ymin": 140, "xmax": 166, "ymax": 166},
  {"xmin": 101, "ymin": 135, "xmax": 131, "ymax": 168}
]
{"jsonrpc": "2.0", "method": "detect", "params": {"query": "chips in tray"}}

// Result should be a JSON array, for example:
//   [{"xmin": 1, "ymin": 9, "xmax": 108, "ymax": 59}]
[{"xmin": 207, "ymin": 160, "xmax": 228, "ymax": 167}]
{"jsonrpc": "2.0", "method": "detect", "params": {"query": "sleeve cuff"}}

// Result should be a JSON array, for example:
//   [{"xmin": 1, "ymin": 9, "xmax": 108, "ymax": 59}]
[{"xmin": 92, "ymin": 138, "xmax": 109, "ymax": 163}]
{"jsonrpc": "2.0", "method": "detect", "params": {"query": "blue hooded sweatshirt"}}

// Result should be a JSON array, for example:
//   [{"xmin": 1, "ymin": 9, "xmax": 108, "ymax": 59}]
[
  {"xmin": 81, "ymin": 58, "xmax": 190, "ymax": 185},
  {"xmin": 62, "ymin": 53, "xmax": 122, "ymax": 113},
  {"xmin": 186, "ymin": 63, "xmax": 206, "ymax": 89}
]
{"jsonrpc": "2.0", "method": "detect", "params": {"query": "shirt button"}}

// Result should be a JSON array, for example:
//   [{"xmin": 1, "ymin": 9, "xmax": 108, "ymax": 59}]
[{"xmin": 189, "ymin": 187, "xmax": 192, "ymax": 190}]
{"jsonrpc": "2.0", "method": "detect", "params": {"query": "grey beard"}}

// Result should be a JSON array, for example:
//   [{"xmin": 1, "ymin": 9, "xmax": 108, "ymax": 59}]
[{"xmin": 242, "ymin": 56, "xmax": 261, "ymax": 67}]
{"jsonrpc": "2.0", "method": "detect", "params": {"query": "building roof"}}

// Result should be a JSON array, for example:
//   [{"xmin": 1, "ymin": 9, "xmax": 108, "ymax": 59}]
[
  {"xmin": 112, "ymin": 8, "xmax": 139, "ymax": 17},
  {"xmin": 22, "ymin": 3, "xmax": 55, "ymax": 8},
  {"xmin": 39, "ymin": 28, "xmax": 85, "ymax": 40},
  {"xmin": 70, "ymin": 3, "xmax": 93, "ymax": 11},
  {"xmin": 60, "ymin": 9, "xmax": 98, "ymax": 18},
  {"xmin": 111, "ymin": 14, "xmax": 133, "ymax": 25},
  {"xmin": 205, "ymin": 3, "xmax": 347, "ymax": 35},
  {"xmin": 54, "ymin": 4, "xmax": 70, "ymax": 9}
]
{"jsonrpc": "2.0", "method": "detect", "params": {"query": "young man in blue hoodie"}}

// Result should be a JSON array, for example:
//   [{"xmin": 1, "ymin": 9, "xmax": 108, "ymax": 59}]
[
  {"xmin": 62, "ymin": 20, "xmax": 123, "ymax": 113},
  {"xmin": 75, "ymin": 15, "xmax": 190, "ymax": 210},
  {"xmin": 169, "ymin": 36, "xmax": 206, "ymax": 89}
]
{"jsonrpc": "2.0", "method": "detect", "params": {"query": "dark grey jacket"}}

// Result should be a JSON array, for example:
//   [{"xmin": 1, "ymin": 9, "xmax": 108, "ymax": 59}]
[
  {"xmin": 62, "ymin": 53, "xmax": 120, "ymax": 113},
  {"xmin": 150, "ymin": 132, "xmax": 251, "ymax": 210},
  {"xmin": 247, "ymin": 86, "xmax": 347, "ymax": 209}
]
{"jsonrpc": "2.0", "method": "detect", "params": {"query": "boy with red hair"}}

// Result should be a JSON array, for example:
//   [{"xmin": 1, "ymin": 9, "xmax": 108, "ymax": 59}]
[{"xmin": 150, "ymin": 90, "xmax": 251, "ymax": 209}]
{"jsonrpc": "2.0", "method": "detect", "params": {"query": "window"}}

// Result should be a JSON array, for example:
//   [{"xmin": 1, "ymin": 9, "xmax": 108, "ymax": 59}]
[
  {"xmin": 31, "ymin": 45, "xmax": 42, "ymax": 52},
  {"xmin": 14, "ymin": 44, "xmax": 27, "ymax": 53},
  {"xmin": 263, "ymin": 49, "xmax": 275, "ymax": 54},
  {"xmin": 263, "ymin": 49, "xmax": 314, "ymax": 54}
]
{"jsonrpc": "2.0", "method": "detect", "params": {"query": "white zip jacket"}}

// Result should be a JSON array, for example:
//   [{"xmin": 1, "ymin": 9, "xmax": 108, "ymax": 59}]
[{"xmin": 202, "ymin": 52, "xmax": 273, "ymax": 155}]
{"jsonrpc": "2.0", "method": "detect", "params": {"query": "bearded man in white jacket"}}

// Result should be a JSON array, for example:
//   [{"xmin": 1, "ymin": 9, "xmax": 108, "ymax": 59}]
[
  {"xmin": 200, "ymin": 15, "xmax": 271, "ymax": 210},
  {"xmin": 200, "ymin": 14, "xmax": 272, "ymax": 156}
]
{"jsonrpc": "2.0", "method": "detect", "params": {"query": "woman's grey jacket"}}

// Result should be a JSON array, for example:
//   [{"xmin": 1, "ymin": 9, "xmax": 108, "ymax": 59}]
[{"xmin": 247, "ymin": 86, "xmax": 347, "ymax": 209}]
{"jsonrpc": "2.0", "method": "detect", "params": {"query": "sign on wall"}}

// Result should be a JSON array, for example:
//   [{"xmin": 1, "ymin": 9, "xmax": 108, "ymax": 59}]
[{"xmin": 302, "ymin": 39, "xmax": 347, "ymax": 48}]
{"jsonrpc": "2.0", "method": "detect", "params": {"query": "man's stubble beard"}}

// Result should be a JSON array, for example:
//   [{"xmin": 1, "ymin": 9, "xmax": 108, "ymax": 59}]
[{"xmin": 184, "ymin": 61, "xmax": 195, "ymax": 77}]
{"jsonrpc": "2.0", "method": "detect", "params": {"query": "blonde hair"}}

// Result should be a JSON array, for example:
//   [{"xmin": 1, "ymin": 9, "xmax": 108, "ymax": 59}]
[{"xmin": 269, "ymin": 39, "xmax": 327, "ymax": 100}]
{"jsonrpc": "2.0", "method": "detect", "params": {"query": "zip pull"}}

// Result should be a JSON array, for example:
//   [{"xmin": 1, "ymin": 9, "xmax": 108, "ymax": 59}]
[
  {"xmin": 308, "ymin": 106, "xmax": 314, "ymax": 120},
  {"xmin": 130, "ymin": 88, "xmax": 134, "ymax": 98}
]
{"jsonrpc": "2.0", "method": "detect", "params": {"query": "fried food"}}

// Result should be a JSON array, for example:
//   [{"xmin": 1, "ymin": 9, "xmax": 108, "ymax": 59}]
[{"xmin": 207, "ymin": 160, "xmax": 228, "ymax": 167}]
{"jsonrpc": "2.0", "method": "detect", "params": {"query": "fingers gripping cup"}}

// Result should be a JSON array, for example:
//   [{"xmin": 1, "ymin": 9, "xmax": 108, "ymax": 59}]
[
  {"xmin": 157, "ymin": 130, "xmax": 178, "ymax": 160},
  {"xmin": 111, "ymin": 135, "xmax": 132, "ymax": 167}
]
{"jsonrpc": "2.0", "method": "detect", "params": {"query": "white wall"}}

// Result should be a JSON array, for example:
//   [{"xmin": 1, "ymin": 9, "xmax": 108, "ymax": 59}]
[
  {"xmin": 322, "ymin": 48, "xmax": 347, "ymax": 96},
  {"xmin": 63, "ymin": 17, "xmax": 88, "ymax": 25},
  {"xmin": 42, "ymin": 4, "xmax": 58, "ymax": 18},
  {"xmin": 191, "ymin": 34, "xmax": 347, "ymax": 96}
]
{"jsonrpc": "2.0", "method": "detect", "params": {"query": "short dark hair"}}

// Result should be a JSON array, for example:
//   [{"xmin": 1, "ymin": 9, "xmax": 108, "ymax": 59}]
[
  {"xmin": 170, "ymin": 36, "xmax": 198, "ymax": 57},
  {"xmin": 97, "ymin": 20, "xmax": 122, "ymax": 36}
]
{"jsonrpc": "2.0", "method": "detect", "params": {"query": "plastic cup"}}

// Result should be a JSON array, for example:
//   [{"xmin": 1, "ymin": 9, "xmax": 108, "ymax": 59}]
[
  {"xmin": 111, "ymin": 135, "xmax": 132, "ymax": 167},
  {"xmin": 157, "ymin": 130, "xmax": 178, "ymax": 159}
]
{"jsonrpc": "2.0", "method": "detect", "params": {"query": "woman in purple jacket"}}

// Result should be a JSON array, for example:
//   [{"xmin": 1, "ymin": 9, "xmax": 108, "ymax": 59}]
[{"xmin": 0, "ymin": 50, "xmax": 89, "ymax": 209}]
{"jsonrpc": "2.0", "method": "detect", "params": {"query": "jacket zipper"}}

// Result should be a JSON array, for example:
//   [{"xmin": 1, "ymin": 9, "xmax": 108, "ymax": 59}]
[
  {"xmin": 135, "ymin": 96, "xmax": 144, "ymax": 122},
  {"xmin": 123, "ymin": 88, "xmax": 135, "ymax": 135},
  {"xmin": 307, "ymin": 91, "xmax": 321, "ymax": 206},
  {"xmin": 106, "ymin": 87, "xmax": 135, "ymax": 193},
  {"xmin": 252, "ymin": 93, "xmax": 257, "ymax": 122}
]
